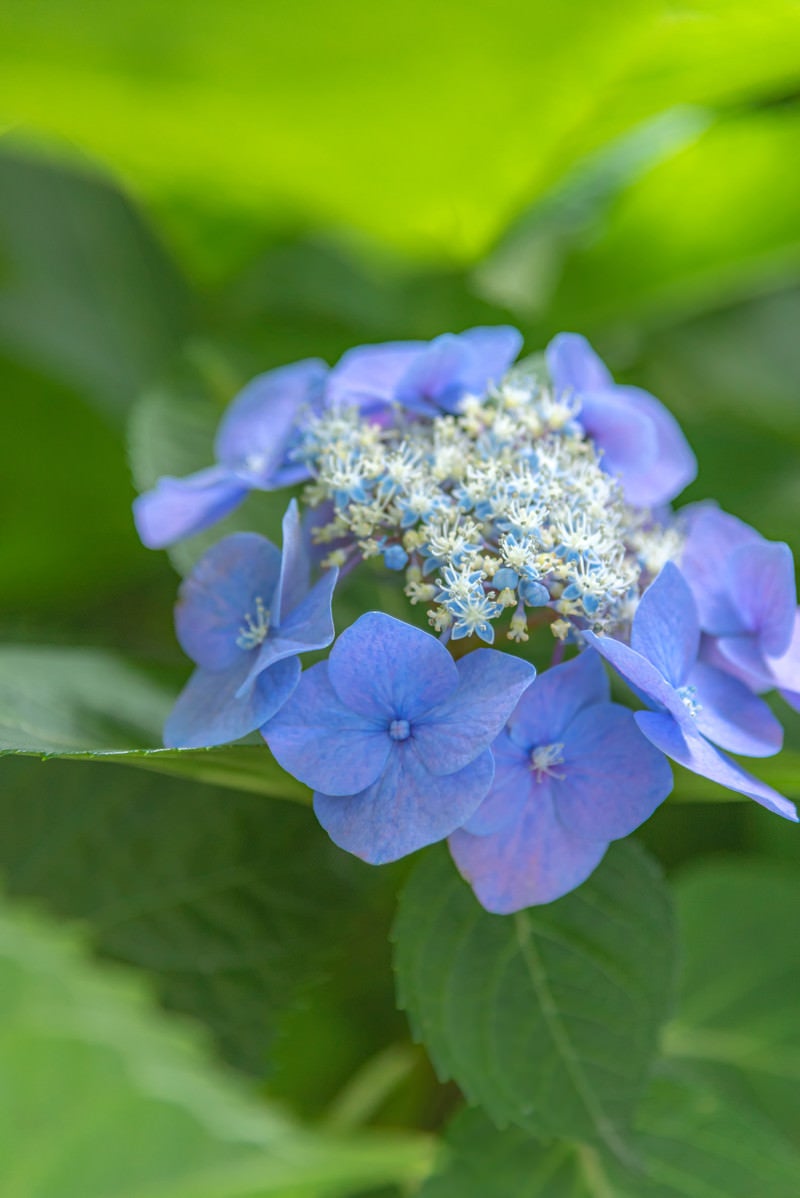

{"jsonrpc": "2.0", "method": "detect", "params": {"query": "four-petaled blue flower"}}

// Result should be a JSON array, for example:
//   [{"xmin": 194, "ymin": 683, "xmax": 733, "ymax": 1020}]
[
  {"xmin": 326, "ymin": 326, "xmax": 523, "ymax": 417},
  {"xmin": 449, "ymin": 651, "xmax": 674, "ymax": 911},
  {"xmin": 680, "ymin": 502, "xmax": 800, "ymax": 711},
  {"xmin": 546, "ymin": 333, "xmax": 697, "ymax": 508},
  {"xmin": 165, "ymin": 500, "xmax": 337, "ymax": 748},
  {"xmin": 585, "ymin": 563, "xmax": 796, "ymax": 821},
  {"xmin": 263, "ymin": 612, "xmax": 535, "ymax": 863},
  {"xmin": 134, "ymin": 359, "xmax": 327, "ymax": 548}
]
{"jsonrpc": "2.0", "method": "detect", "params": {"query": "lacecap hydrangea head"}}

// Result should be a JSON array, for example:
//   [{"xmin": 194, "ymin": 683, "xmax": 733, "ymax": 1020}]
[{"xmin": 134, "ymin": 325, "xmax": 799, "ymax": 912}]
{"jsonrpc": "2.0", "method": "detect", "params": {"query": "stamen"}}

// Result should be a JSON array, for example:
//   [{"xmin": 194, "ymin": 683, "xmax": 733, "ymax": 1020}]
[
  {"xmin": 677, "ymin": 685, "xmax": 702, "ymax": 718},
  {"xmin": 389, "ymin": 719, "xmax": 411, "ymax": 741},
  {"xmin": 530, "ymin": 742, "xmax": 566, "ymax": 782},
  {"xmin": 236, "ymin": 597, "xmax": 271, "ymax": 650}
]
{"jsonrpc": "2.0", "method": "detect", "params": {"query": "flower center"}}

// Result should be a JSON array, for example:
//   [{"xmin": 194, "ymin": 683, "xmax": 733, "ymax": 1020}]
[
  {"xmin": 677, "ymin": 685, "xmax": 701, "ymax": 718},
  {"xmin": 389, "ymin": 718, "xmax": 411, "ymax": 741},
  {"xmin": 530, "ymin": 742, "xmax": 566, "ymax": 782},
  {"xmin": 236, "ymin": 596, "xmax": 271, "ymax": 650}
]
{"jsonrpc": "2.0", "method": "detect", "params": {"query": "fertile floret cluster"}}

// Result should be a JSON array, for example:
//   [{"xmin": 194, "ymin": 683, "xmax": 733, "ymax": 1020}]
[
  {"xmin": 133, "ymin": 326, "xmax": 800, "ymax": 913},
  {"xmin": 296, "ymin": 366, "xmax": 679, "ymax": 644}
]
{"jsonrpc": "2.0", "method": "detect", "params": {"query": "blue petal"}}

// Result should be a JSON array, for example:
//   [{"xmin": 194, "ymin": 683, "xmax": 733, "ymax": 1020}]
[
  {"xmin": 680, "ymin": 503, "xmax": 759, "ymax": 633},
  {"xmin": 326, "ymin": 341, "xmax": 424, "ymax": 410},
  {"xmin": 449, "ymin": 783, "xmax": 608, "ymax": 912},
  {"xmin": 546, "ymin": 333, "xmax": 613, "ymax": 392},
  {"xmin": 584, "ymin": 630, "xmax": 691, "ymax": 729},
  {"xmin": 214, "ymin": 359, "xmax": 327, "ymax": 482},
  {"xmin": 328, "ymin": 612, "xmax": 458, "ymax": 722},
  {"xmin": 557, "ymin": 703, "xmax": 673, "ymax": 840},
  {"xmin": 243, "ymin": 567, "xmax": 338, "ymax": 689},
  {"xmin": 133, "ymin": 467, "xmax": 248, "ymax": 549},
  {"xmin": 314, "ymin": 742, "xmax": 495, "ymax": 864},
  {"xmin": 631, "ymin": 563, "xmax": 699, "ymax": 688},
  {"xmin": 460, "ymin": 732, "xmax": 530, "ymax": 835},
  {"xmin": 634, "ymin": 710, "xmax": 797, "ymax": 821},
  {"xmin": 725, "ymin": 540, "xmax": 796, "ymax": 660},
  {"xmin": 275, "ymin": 499, "xmax": 311, "ymax": 622},
  {"xmin": 457, "ymin": 326, "xmax": 523, "ymax": 392},
  {"xmin": 578, "ymin": 390, "xmax": 658, "ymax": 503},
  {"xmin": 614, "ymin": 384, "xmax": 696, "ymax": 505},
  {"xmin": 395, "ymin": 335, "xmax": 469, "ymax": 413},
  {"xmin": 164, "ymin": 654, "xmax": 300, "ymax": 748},
  {"xmin": 263, "ymin": 662, "xmax": 390, "ymax": 795},
  {"xmin": 506, "ymin": 650, "xmax": 608, "ymax": 751},
  {"xmin": 175, "ymin": 533, "xmax": 282, "ymax": 671},
  {"xmin": 412, "ymin": 649, "xmax": 536, "ymax": 776},
  {"xmin": 688, "ymin": 661, "xmax": 783, "ymax": 758}
]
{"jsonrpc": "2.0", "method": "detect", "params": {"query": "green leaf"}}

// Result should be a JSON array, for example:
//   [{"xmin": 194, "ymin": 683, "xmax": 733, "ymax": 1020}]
[
  {"xmin": 541, "ymin": 106, "xmax": 800, "ymax": 332},
  {"xmin": 4, "ymin": 3, "xmax": 800, "ymax": 275},
  {"xmin": 0, "ymin": 890, "xmax": 433, "ymax": 1198},
  {"xmin": 665, "ymin": 859, "xmax": 800, "ymax": 1142},
  {"xmin": 419, "ymin": 1070, "xmax": 800, "ymax": 1197},
  {"xmin": 0, "ymin": 756, "xmax": 360, "ymax": 1075},
  {"xmin": 0, "ymin": 357, "xmax": 150, "ymax": 613},
  {"xmin": 473, "ymin": 107, "xmax": 710, "ymax": 318},
  {"xmin": 0, "ymin": 644, "xmax": 308, "ymax": 801},
  {"xmin": 392, "ymin": 841, "xmax": 676, "ymax": 1153},
  {"xmin": 0, "ymin": 146, "xmax": 190, "ymax": 419}
]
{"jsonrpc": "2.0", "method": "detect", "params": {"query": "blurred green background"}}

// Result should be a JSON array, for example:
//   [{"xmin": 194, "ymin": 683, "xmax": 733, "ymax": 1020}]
[{"xmin": 1, "ymin": 3, "xmax": 800, "ymax": 1193}]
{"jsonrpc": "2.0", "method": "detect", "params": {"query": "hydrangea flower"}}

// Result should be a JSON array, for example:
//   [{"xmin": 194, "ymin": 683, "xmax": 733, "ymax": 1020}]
[
  {"xmin": 134, "ymin": 359, "xmax": 327, "ymax": 548},
  {"xmin": 326, "ymin": 326, "xmax": 523, "ymax": 417},
  {"xmin": 165, "ymin": 500, "xmax": 337, "ymax": 748},
  {"xmin": 449, "ymin": 651, "xmax": 673, "ymax": 911},
  {"xmin": 263, "ymin": 611, "xmax": 535, "ymax": 863},
  {"xmin": 680, "ymin": 502, "xmax": 799, "ymax": 710},
  {"xmin": 546, "ymin": 333, "xmax": 696, "ymax": 507},
  {"xmin": 585, "ymin": 563, "xmax": 796, "ymax": 821}
]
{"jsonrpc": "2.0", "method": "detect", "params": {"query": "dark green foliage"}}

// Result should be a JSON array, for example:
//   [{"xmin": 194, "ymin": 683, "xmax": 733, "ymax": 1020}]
[
  {"xmin": 393, "ymin": 842, "xmax": 675, "ymax": 1151},
  {"xmin": 0, "ymin": 757, "xmax": 353, "ymax": 1075}
]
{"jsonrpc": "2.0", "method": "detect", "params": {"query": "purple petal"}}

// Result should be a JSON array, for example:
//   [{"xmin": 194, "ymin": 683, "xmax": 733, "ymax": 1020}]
[
  {"xmin": 450, "ymin": 783, "xmax": 608, "ymax": 912},
  {"xmin": 263, "ymin": 662, "xmax": 390, "ymax": 795},
  {"xmin": 583, "ymin": 630, "xmax": 693, "ymax": 730},
  {"xmin": 506, "ymin": 650, "xmax": 609, "ymax": 750},
  {"xmin": 614, "ymin": 384, "xmax": 696, "ymax": 504},
  {"xmin": 396, "ymin": 335, "xmax": 469, "ymax": 413},
  {"xmin": 725, "ymin": 540, "xmax": 796, "ymax": 659},
  {"xmin": 314, "ymin": 742, "xmax": 495, "ymax": 864},
  {"xmin": 688, "ymin": 661, "xmax": 783, "ymax": 758},
  {"xmin": 214, "ymin": 359, "xmax": 327, "ymax": 481},
  {"xmin": 704, "ymin": 634, "xmax": 772, "ymax": 690},
  {"xmin": 328, "ymin": 612, "xmax": 458, "ymax": 722},
  {"xmin": 412, "ymin": 649, "xmax": 536, "ymax": 776},
  {"xmin": 326, "ymin": 341, "xmax": 424, "ymax": 410},
  {"xmin": 578, "ymin": 391, "xmax": 659, "ymax": 505},
  {"xmin": 766, "ymin": 611, "xmax": 800, "ymax": 691},
  {"xmin": 164, "ymin": 654, "xmax": 300, "ymax": 749},
  {"xmin": 133, "ymin": 467, "xmax": 248, "ymax": 550},
  {"xmin": 546, "ymin": 333, "xmax": 613, "ymax": 392},
  {"xmin": 631, "ymin": 563, "xmax": 700, "ymax": 688},
  {"xmin": 634, "ymin": 711, "xmax": 797, "ymax": 821},
  {"xmin": 275, "ymin": 499, "xmax": 311, "ymax": 621},
  {"xmin": 175, "ymin": 532, "xmax": 282, "ymax": 671},
  {"xmin": 460, "ymin": 732, "xmax": 530, "ymax": 835},
  {"xmin": 241, "ymin": 567, "xmax": 338, "ymax": 690},
  {"xmin": 457, "ymin": 326, "xmax": 523, "ymax": 391},
  {"xmin": 556, "ymin": 704, "xmax": 673, "ymax": 840},
  {"xmin": 680, "ymin": 504, "xmax": 760, "ymax": 632}
]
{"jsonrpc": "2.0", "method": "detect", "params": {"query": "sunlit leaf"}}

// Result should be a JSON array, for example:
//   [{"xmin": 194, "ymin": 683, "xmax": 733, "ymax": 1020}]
[{"xmin": 0, "ymin": 891, "xmax": 432, "ymax": 1198}]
